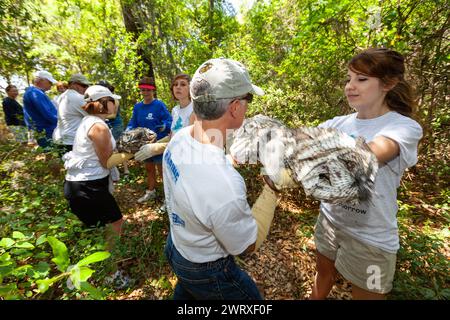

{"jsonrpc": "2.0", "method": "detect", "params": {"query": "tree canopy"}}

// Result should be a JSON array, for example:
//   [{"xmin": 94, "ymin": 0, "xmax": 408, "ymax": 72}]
[{"xmin": 1, "ymin": 0, "xmax": 447, "ymax": 134}]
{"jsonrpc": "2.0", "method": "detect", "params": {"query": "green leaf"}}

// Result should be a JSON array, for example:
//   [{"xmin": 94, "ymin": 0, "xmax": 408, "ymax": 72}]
[
  {"xmin": 36, "ymin": 234, "xmax": 47, "ymax": 246},
  {"xmin": 78, "ymin": 266, "xmax": 95, "ymax": 282},
  {"xmin": 69, "ymin": 266, "xmax": 95, "ymax": 290},
  {"xmin": 32, "ymin": 262, "xmax": 50, "ymax": 279},
  {"xmin": 80, "ymin": 281, "xmax": 104, "ymax": 300},
  {"xmin": 0, "ymin": 264, "xmax": 15, "ymax": 278},
  {"xmin": 0, "ymin": 283, "xmax": 18, "ymax": 298},
  {"xmin": 34, "ymin": 251, "xmax": 50, "ymax": 259},
  {"xmin": 11, "ymin": 264, "xmax": 33, "ymax": 277},
  {"xmin": 47, "ymin": 236, "xmax": 69, "ymax": 272},
  {"xmin": 12, "ymin": 231, "xmax": 26, "ymax": 239},
  {"xmin": 14, "ymin": 242, "xmax": 35, "ymax": 249},
  {"xmin": 0, "ymin": 238, "xmax": 15, "ymax": 248},
  {"xmin": 36, "ymin": 276, "xmax": 60, "ymax": 293},
  {"xmin": 76, "ymin": 251, "xmax": 111, "ymax": 267},
  {"xmin": 0, "ymin": 253, "xmax": 12, "ymax": 267}
]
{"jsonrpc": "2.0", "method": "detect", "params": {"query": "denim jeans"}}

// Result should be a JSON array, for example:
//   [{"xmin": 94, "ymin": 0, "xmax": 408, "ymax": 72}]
[{"xmin": 164, "ymin": 233, "xmax": 263, "ymax": 300}]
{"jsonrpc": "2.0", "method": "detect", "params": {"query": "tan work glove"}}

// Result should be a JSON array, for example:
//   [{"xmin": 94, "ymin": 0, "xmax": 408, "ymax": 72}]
[
  {"xmin": 107, "ymin": 152, "xmax": 134, "ymax": 169},
  {"xmin": 263, "ymin": 168, "xmax": 298, "ymax": 192},
  {"xmin": 134, "ymin": 142, "xmax": 168, "ymax": 161}
]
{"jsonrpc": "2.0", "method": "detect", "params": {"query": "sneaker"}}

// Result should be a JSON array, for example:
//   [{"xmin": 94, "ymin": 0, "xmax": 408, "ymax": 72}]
[{"xmin": 137, "ymin": 189, "xmax": 156, "ymax": 203}]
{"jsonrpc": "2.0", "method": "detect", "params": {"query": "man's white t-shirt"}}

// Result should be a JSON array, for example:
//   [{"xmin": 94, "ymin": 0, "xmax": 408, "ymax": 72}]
[
  {"xmin": 170, "ymin": 102, "xmax": 193, "ymax": 135},
  {"xmin": 163, "ymin": 126, "xmax": 257, "ymax": 263},
  {"xmin": 319, "ymin": 111, "xmax": 422, "ymax": 253},
  {"xmin": 53, "ymin": 89, "xmax": 87, "ymax": 145}
]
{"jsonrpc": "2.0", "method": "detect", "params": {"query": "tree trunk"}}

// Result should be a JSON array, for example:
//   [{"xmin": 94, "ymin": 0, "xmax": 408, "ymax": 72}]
[{"xmin": 120, "ymin": 0, "xmax": 154, "ymax": 79}]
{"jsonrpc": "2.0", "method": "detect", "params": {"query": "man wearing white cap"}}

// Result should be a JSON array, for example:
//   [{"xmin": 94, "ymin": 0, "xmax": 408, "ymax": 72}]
[
  {"xmin": 53, "ymin": 73, "xmax": 91, "ymax": 154},
  {"xmin": 162, "ymin": 58, "xmax": 297, "ymax": 300},
  {"xmin": 23, "ymin": 70, "xmax": 58, "ymax": 148}
]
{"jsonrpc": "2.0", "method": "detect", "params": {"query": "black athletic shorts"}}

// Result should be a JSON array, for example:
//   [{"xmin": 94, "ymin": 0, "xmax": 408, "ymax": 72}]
[{"xmin": 64, "ymin": 176, "xmax": 122, "ymax": 227}]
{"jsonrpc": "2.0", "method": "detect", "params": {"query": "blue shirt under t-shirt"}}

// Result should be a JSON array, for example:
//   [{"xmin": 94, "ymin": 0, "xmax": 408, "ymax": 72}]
[{"xmin": 126, "ymin": 99, "xmax": 172, "ymax": 140}]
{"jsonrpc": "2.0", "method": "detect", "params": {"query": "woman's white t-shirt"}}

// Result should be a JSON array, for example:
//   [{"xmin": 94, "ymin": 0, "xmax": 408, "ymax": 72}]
[
  {"xmin": 319, "ymin": 111, "xmax": 422, "ymax": 252},
  {"xmin": 170, "ymin": 102, "xmax": 193, "ymax": 135}
]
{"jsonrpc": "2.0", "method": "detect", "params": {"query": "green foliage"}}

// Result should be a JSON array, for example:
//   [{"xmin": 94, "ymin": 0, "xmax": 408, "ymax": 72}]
[
  {"xmin": 0, "ymin": 0, "xmax": 41, "ymax": 85},
  {"xmin": 393, "ymin": 200, "xmax": 450, "ymax": 300},
  {"xmin": 0, "ymin": 144, "xmax": 111, "ymax": 299}
]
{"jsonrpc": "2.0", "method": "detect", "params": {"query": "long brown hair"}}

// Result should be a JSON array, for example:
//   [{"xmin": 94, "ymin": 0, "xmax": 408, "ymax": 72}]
[{"xmin": 348, "ymin": 48, "xmax": 416, "ymax": 117}]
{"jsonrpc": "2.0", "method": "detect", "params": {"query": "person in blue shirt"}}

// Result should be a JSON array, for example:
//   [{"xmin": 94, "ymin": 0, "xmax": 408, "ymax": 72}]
[
  {"xmin": 126, "ymin": 76, "xmax": 172, "ymax": 203},
  {"xmin": 23, "ymin": 70, "xmax": 58, "ymax": 149}
]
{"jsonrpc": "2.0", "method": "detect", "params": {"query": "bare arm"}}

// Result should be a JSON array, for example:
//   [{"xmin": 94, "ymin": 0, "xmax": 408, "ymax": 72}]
[
  {"xmin": 88, "ymin": 123, "xmax": 113, "ymax": 168},
  {"xmin": 368, "ymin": 136, "xmax": 400, "ymax": 164}
]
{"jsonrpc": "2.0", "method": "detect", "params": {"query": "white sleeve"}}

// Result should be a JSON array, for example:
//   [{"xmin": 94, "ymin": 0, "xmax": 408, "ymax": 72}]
[
  {"xmin": 75, "ymin": 95, "xmax": 88, "ymax": 116},
  {"xmin": 375, "ymin": 118, "xmax": 423, "ymax": 170},
  {"xmin": 208, "ymin": 198, "xmax": 257, "ymax": 256},
  {"xmin": 318, "ymin": 119, "xmax": 334, "ymax": 128}
]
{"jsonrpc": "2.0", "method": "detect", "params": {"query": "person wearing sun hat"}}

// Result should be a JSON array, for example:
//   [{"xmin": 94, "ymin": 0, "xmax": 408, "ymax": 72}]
[
  {"xmin": 23, "ymin": 70, "xmax": 58, "ymax": 149},
  {"xmin": 162, "ymin": 58, "xmax": 297, "ymax": 300},
  {"xmin": 63, "ymin": 85, "xmax": 124, "ymax": 237},
  {"xmin": 126, "ymin": 76, "xmax": 172, "ymax": 203}
]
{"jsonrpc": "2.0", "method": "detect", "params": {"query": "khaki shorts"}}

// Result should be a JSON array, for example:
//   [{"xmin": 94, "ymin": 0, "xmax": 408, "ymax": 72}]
[{"xmin": 314, "ymin": 214, "xmax": 396, "ymax": 294}]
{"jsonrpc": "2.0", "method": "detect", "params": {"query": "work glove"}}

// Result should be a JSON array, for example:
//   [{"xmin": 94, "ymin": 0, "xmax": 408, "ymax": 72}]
[
  {"xmin": 134, "ymin": 142, "xmax": 167, "ymax": 161},
  {"xmin": 107, "ymin": 152, "xmax": 133, "ymax": 169},
  {"xmin": 263, "ymin": 168, "xmax": 298, "ymax": 192}
]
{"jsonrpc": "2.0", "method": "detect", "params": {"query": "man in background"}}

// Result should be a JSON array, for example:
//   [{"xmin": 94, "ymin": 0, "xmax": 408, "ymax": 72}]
[
  {"xmin": 53, "ymin": 73, "xmax": 90, "ymax": 154},
  {"xmin": 23, "ymin": 70, "xmax": 58, "ymax": 149}
]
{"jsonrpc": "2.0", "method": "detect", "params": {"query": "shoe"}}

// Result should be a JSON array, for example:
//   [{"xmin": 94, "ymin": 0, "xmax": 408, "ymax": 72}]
[{"xmin": 137, "ymin": 189, "xmax": 156, "ymax": 203}]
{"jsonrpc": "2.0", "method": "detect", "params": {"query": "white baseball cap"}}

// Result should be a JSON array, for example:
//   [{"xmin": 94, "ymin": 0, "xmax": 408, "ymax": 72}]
[
  {"xmin": 33, "ymin": 70, "xmax": 57, "ymax": 84},
  {"xmin": 190, "ymin": 58, "xmax": 264, "ymax": 102},
  {"xmin": 84, "ymin": 85, "xmax": 121, "ymax": 102}
]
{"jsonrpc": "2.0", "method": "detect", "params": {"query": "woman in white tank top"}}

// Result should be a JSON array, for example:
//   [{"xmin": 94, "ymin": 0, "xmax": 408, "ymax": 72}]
[{"xmin": 63, "ymin": 85, "xmax": 124, "ymax": 237}]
